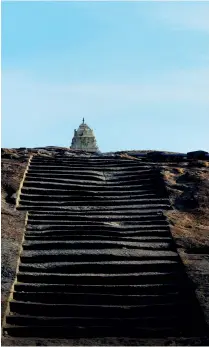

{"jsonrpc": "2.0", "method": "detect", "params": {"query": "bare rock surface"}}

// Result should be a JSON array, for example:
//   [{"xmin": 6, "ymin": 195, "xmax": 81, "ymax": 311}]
[{"xmin": 1, "ymin": 147, "xmax": 209, "ymax": 346}]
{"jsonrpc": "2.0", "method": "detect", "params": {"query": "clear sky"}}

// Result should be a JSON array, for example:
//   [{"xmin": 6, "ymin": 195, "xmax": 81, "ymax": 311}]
[{"xmin": 2, "ymin": 1, "xmax": 209, "ymax": 153}]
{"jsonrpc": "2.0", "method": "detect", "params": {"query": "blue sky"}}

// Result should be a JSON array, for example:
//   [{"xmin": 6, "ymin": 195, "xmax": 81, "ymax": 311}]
[{"xmin": 2, "ymin": 1, "xmax": 209, "ymax": 152}]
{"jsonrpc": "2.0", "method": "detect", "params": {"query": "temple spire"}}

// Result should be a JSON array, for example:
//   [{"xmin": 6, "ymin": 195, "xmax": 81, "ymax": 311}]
[{"xmin": 70, "ymin": 120, "xmax": 99, "ymax": 152}]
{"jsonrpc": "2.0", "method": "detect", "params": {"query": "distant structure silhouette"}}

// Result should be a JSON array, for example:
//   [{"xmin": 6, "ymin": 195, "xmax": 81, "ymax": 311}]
[{"xmin": 70, "ymin": 119, "xmax": 99, "ymax": 152}]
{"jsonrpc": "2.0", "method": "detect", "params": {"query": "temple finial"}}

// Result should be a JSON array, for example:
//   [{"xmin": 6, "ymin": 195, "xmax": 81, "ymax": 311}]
[{"xmin": 82, "ymin": 118, "xmax": 85, "ymax": 124}]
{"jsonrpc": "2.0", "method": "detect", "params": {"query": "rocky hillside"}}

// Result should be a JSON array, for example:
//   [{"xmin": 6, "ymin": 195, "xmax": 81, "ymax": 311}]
[{"xmin": 1, "ymin": 147, "xmax": 209, "ymax": 346}]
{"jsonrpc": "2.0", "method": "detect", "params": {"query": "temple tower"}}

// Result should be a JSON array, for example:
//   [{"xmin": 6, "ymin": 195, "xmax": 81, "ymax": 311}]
[{"xmin": 70, "ymin": 118, "xmax": 99, "ymax": 152}]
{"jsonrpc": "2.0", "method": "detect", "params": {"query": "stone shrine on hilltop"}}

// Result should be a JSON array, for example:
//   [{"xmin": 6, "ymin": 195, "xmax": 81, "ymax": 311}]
[{"xmin": 70, "ymin": 118, "xmax": 99, "ymax": 152}]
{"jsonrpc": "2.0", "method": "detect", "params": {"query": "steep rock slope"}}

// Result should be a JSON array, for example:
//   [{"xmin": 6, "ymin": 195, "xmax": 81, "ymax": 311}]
[{"xmin": 1, "ymin": 148, "xmax": 209, "ymax": 345}]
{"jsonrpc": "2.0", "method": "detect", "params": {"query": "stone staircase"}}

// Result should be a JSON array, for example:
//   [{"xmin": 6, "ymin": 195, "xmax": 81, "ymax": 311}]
[{"xmin": 3, "ymin": 155, "xmax": 206, "ymax": 338}]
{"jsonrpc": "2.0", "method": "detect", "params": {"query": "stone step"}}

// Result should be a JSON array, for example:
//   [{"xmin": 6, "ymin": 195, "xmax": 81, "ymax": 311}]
[
  {"xmin": 29, "ymin": 157, "xmax": 148, "ymax": 162},
  {"xmin": 9, "ymin": 299, "xmax": 190, "ymax": 317},
  {"xmin": 20, "ymin": 196, "xmax": 163, "ymax": 202},
  {"xmin": 30, "ymin": 157, "xmax": 140, "ymax": 163},
  {"xmin": 27, "ymin": 210, "xmax": 167, "ymax": 218},
  {"xmin": 26, "ymin": 220, "xmax": 167, "ymax": 228},
  {"xmin": 28, "ymin": 165, "xmax": 154, "ymax": 173},
  {"xmin": 12, "ymin": 291, "xmax": 184, "ymax": 305},
  {"xmin": 27, "ymin": 167, "xmax": 156, "ymax": 174},
  {"xmin": 20, "ymin": 249, "xmax": 179, "ymax": 263},
  {"xmin": 20, "ymin": 194, "xmax": 167, "ymax": 204},
  {"xmin": 16, "ymin": 272, "xmax": 184, "ymax": 286},
  {"xmin": 3, "ymin": 325, "xmax": 191, "ymax": 338},
  {"xmin": 30, "ymin": 157, "xmax": 141, "ymax": 161},
  {"xmin": 27, "ymin": 210, "xmax": 166, "ymax": 217},
  {"xmin": 26, "ymin": 215, "xmax": 168, "ymax": 223},
  {"xmin": 19, "ymin": 199, "xmax": 170, "ymax": 208},
  {"xmin": 26, "ymin": 214, "xmax": 167, "ymax": 223},
  {"xmin": 25, "ymin": 177, "xmax": 161, "ymax": 187},
  {"xmin": 28, "ymin": 164, "xmax": 153, "ymax": 172},
  {"xmin": 20, "ymin": 200, "xmax": 169, "ymax": 207},
  {"xmin": 24, "ymin": 196, "xmax": 165, "ymax": 205},
  {"xmin": 24, "ymin": 176, "xmax": 162, "ymax": 189},
  {"xmin": 22, "ymin": 240, "xmax": 173, "ymax": 251},
  {"xmin": 27, "ymin": 222, "xmax": 168, "ymax": 230},
  {"xmin": 22, "ymin": 188, "xmax": 158, "ymax": 195},
  {"xmin": 28, "ymin": 209, "xmax": 166, "ymax": 215},
  {"xmin": 29, "ymin": 159, "xmax": 151, "ymax": 166},
  {"xmin": 24, "ymin": 235, "xmax": 172, "ymax": 242},
  {"xmin": 26, "ymin": 224, "xmax": 170, "ymax": 232},
  {"xmin": 22, "ymin": 194, "xmax": 169, "ymax": 204},
  {"xmin": 27, "ymin": 169, "xmax": 158, "ymax": 177},
  {"xmin": 29, "ymin": 159, "xmax": 148, "ymax": 165},
  {"xmin": 22, "ymin": 180, "xmax": 160, "ymax": 189},
  {"xmin": 30, "ymin": 156, "xmax": 146, "ymax": 160},
  {"xmin": 13, "ymin": 283, "xmax": 187, "ymax": 295},
  {"xmin": 5, "ymin": 313, "xmax": 183, "ymax": 328},
  {"xmin": 24, "ymin": 233, "xmax": 171, "ymax": 240},
  {"xmin": 18, "ymin": 205, "xmax": 170, "ymax": 212},
  {"xmin": 22, "ymin": 207, "xmax": 168, "ymax": 216},
  {"xmin": 25, "ymin": 230, "xmax": 171, "ymax": 238},
  {"xmin": 28, "ymin": 167, "xmax": 106, "ymax": 174},
  {"xmin": 26, "ymin": 224, "xmax": 169, "ymax": 232},
  {"xmin": 19, "ymin": 207, "xmax": 171, "ymax": 214},
  {"xmin": 21, "ymin": 185, "xmax": 165, "ymax": 193},
  {"xmin": 5, "ymin": 310, "xmax": 200, "ymax": 337},
  {"xmin": 20, "ymin": 188, "xmax": 164, "ymax": 198},
  {"xmin": 30, "ymin": 157, "xmax": 144, "ymax": 161},
  {"xmin": 23, "ymin": 205, "xmax": 169, "ymax": 212},
  {"xmin": 18, "ymin": 260, "xmax": 180, "ymax": 274},
  {"xmin": 29, "ymin": 160, "xmax": 151, "ymax": 165},
  {"xmin": 26, "ymin": 171, "xmax": 158, "ymax": 180},
  {"xmin": 24, "ymin": 228, "xmax": 170, "ymax": 237},
  {"xmin": 26, "ymin": 209, "xmax": 164, "ymax": 216},
  {"xmin": 26, "ymin": 173, "xmax": 107, "ymax": 182}
]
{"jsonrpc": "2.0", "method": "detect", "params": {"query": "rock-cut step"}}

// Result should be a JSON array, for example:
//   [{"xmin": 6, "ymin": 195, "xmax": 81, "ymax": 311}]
[
  {"xmin": 20, "ymin": 249, "xmax": 179, "ymax": 263},
  {"xmin": 26, "ymin": 171, "xmax": 159, "ymax": 180},
  {"xmin": 28, "ymin": 160, "xmax": 149, "ymax": 167},
  {"xmin": 22, "ymin": 180, "xmax": 161, "ymax": 190},
  {"xmin": 12, "ymin": 291, "xmax": 187, "ymax": 307},
  {"xmin": 25, "ymin": 225, "xmax": 170, "ymax": 233},
  {"xmin": 16, "ymin": 271, "xmax": 185, "ymax": 286},
  {"xmin": 8, "ymin": 299, "xmax": 192, "ymax": 318},
  {"xmin": 26, "ymin": 216, "xmax": 170, "ymax": 225},
  {"xmin": 5, "ymin": 313, "xmax": 187, "ymax": 328},
  {"xmin": 25, "ymin": 174, "xmax": 159, "ymax": 184},
  {"xmin": 19, "ymin": 200, "xmax": 171, "ymax": 209},
  {"xmin": 21, "ymin": 184, "xmax": 165, "ymax": 193},
  {"xmin": 13, "ymin": 282, "xmax": 187, "ymax": 295},
  {"xmin": 22, "ymin": 179, "xmax": 162, "ymax": 189},
  {"xmin": 25, "ymin": 174, "xmax": 106, "ymax": 184},
  {"xmin": 24, "ymin": 235, "xmax": 172, "ymax": 242},
  {"xmin": 25, "ymin": 224, "xmax": 170, "ymax": 232},
  {"xmin": 26, "ymin": 170, "xmax": 157, "ymax": 180},
  {"xmin": 20, "ymin": 192, "xmax": 159, "ymax": 201},
  {"xmin": 18, "ymin": 260, "xmax": 181, "ymax": 274},
  {"xmin": 22, "ymin": 240, "xmax": 174, "ymax": 251},
  {"xmin": 26, "ymin": 211, "xmax": 168, "ymax": 220},
  {"xmin": 27, "ymin": 164, "xmax": 153, "ymax": 173},
  {"xmin": 21, "ymin": 195, "xmax": 169, "ymax": 204},
  {"xmin": 2, "ymin": 325, "xmax": 195, "ymax": 339},
  {"xmin": 25, "ymin": 229, "xmax": 171, "ymax": 238},
  {"xmin": 20, "ymin": 188, "xmax": 165, "ymax": 198}
]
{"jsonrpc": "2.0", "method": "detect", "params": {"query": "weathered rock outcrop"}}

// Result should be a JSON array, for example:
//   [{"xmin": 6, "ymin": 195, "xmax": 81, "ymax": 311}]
[{"xmin": 1, "ymin": 147, "xmax": 209, "ymax": 346}]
